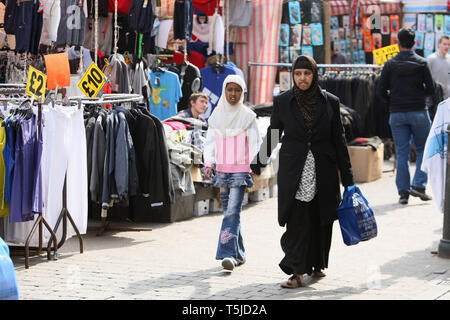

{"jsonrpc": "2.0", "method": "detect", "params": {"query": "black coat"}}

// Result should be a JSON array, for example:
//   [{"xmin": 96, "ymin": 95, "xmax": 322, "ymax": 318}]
[{"xmin": 252, "ymin": 88, "xmax": 354, "ymax": 227}]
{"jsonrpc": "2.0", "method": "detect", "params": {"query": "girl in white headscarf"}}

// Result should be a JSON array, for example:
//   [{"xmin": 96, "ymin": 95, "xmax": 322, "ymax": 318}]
[{"xmin": 204, "ymin": 74, "xmax": 262, "ymax": 271}]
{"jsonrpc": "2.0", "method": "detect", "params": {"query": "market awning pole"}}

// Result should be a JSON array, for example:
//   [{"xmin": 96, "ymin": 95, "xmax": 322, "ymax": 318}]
[
  {"xmin": 438, "ymin": 124, "xmax": 450, "ymax": 258},
  {"xmin": 95, "ymin": 0, "xmax": 98, "ymax": 64}
]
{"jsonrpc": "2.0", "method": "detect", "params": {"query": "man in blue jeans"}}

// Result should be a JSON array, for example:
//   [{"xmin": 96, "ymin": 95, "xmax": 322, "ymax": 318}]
[{"xmin": 377, "ymin": 28, "xmax": 435, "ymax": 204}]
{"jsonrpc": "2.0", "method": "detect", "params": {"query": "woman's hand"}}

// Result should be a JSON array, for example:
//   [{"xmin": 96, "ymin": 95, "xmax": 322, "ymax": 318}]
[{"xmin": 204, "ymin": 167, "xmax": 213, "ymax": 180}]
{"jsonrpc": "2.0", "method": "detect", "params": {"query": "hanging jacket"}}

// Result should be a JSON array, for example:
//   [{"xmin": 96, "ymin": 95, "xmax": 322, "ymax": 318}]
[{"xmin": 128, "ymin": 0, "xmax": 154, "ymax": 34}]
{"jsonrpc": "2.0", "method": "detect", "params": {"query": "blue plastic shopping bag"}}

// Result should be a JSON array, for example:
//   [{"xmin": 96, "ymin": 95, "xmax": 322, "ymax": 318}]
[
  {"xmin": 337, "ymin": 186, "xmax": 377, "ymax": 246},
  {"xmin": 0, "ymin": 237, "xmax": 19, "ymax": 300}
]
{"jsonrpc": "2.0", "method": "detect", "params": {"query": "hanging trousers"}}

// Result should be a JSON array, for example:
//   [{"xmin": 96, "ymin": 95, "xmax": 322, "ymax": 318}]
[{"xmin": 42, "ymin": 105, "xmax": 88, "ymax": 239}]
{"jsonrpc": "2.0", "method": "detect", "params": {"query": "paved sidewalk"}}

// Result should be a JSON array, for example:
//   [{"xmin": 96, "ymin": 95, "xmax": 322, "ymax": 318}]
[{"xmin": 11, "ymin": 161, "xmax": 450, "ymax": 300}]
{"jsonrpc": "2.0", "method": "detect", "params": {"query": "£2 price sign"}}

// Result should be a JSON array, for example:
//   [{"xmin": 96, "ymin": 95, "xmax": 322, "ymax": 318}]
[
  {"xmin": 26, "ymin": 66, "xmax": 47, "ymax": 102},
  {"xmin": 78, "ymin": 62, "xmax": 106, "ymax": 98},
  {"xmin": 373, "ymin": 44, "xmax": 399, "ymax": 66}
]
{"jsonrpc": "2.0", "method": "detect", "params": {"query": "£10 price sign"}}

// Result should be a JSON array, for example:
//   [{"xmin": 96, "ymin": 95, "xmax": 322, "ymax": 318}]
[{"xmin": 77, "ymin": 62, "xmax": 106, "ymax": 98}]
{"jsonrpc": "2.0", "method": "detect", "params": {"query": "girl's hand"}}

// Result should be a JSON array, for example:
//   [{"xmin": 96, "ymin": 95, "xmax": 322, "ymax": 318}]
[{"xmin": 204, "ymin": 167, "xmax": 213, "ymax": 180}]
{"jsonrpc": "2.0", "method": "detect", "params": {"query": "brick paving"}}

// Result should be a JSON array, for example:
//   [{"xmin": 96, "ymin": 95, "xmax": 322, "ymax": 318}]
[{"xmin": 10, "ymin": 161, "xmax": 450, "ymax": 300}]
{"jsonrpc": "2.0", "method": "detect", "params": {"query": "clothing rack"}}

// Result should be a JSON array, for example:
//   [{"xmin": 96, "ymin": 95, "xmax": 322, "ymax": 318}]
[
  {"xmin": 69, "ymin": 94, "xmax": 152, "ymax": 236},
  {"xmin": 0, "ymin": 93, "xmax": 59, "ymax": 269},
  {"xmin": 246, "ymin": 62, "xmax": 381, "ymax": 102}
]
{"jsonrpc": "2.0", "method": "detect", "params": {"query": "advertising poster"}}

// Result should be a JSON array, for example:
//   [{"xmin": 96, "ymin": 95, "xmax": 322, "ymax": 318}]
[
  {"xmin": 302, "ymin": 25, "xmax": 312, "ymax": 45},
  {"xmin": 291, "ymin": 24, "xmax": 302, "ymax": 49},
  {"xmin": 311, "ymin": 23, "xmax": 324, "ymax": 46},
  {"xmin": 301, "ymin": 46, "xmax": 314, "ymax": 58},
  {"xmin": 381, "ymin": 16, "xmax": 390, "ymax": 35},
  {"xmin": 417, "ymin": 14, "xmax": 426, "ymax": 32},
  {"xmin": 288, "ymin": 1, "xmax": 301, "ymax": 25},
  {"xmin": 414, "ymin": 32, "xmax": 424, "ymax": 50},
  {"xmin": 279, "ymin": 24, "xmax": 290, "ymax": 47}
]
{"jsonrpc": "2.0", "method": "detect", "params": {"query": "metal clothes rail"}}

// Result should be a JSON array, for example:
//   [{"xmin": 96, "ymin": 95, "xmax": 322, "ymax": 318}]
[
  {"xmin": 72, "ymin": 94, "xmax": 152, "ymax": 236},
  {"xmin": 0, "ymin": 88, "xmax": 60, "ymax": 268},
  {"xmin": 248, "ymin": 62, "xmax": 381, "ymax": 68}
]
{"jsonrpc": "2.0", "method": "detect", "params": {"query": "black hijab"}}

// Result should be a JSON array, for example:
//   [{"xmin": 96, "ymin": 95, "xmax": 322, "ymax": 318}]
[{"xmin": 292, "ymin": 55, "xmax": 319, "ymax": 136}]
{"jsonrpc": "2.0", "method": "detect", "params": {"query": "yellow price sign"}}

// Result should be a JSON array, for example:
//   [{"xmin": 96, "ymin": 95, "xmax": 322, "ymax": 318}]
[
  {"xmin": 25, "ymin": 66, "xmax": 47, "ymax": 102},
  {"xmin": 373, "ymin": 44, "xmax": 399, "ymax": 66},
  {"xmin": 77, "ymin": 62, "xmax": 106, "ymax": 98}
]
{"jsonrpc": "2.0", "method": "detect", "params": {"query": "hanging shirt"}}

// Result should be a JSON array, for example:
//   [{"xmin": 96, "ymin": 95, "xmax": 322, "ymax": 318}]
[
  {"xmin": 149, "ymin": 70, "xmax": 182, "ymax": 121},
  {"xmin": 200, "ymin": 64, "xmax": 236, "ymax": 119},
  {"xmin": 10, "ymin": 115, "xmax": 43, "ymax": 223},
  {"xmin": 2, "ymin": 115, "xmax": 16, "ymax": 205},
  {"xmin": 56, "ymin": 0, "xmax": 87, "ymax": 47},
  {"xmin": 207, "ymin": 12, "xmax": 224, "ymax": 55},
  {"xmin": 421, "ymin": 98, "xmax": 450, "ymax": 213},
  {"xmin": 0, "ymin": 119, "xmax": 9, "ymax": 218},
  {"xmin": 192, "ymin": 14, "xmax": 211, "ymax": 42},
  {"xmin": 40, "ymin": 0, "xmax": 61, "ymax": 46},
  {"xmin": 228, "ymin": 0, "xmax": 252, "ymax": 27},
  {"xmin": 173, "ymin": 0, "xmax": 193, "ymax": 40}
]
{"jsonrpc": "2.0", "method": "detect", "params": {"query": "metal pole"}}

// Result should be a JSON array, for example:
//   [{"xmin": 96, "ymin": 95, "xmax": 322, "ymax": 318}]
[{"xmin": 438, "ymin": 124, "xmax": 450, "ymax": 258}]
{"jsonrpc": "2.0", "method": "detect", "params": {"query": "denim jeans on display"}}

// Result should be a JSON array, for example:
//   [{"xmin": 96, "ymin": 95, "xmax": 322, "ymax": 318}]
[
  {"xmin": 213, "ymin": 172, "xmax": 253, "ymax": 261},
  {"xmin": 389, "ymin": 110, "xmax": 431, "ymax": 195}
]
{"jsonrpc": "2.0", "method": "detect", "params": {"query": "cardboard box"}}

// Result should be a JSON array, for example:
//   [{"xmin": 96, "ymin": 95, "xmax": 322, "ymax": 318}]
[
  {"xmin": 269, "ymin": 184, "xmax": 278, "ymax": 198},
  {"xmin": 249, "ymin": 186, "xmax": 270, "ymax": 202},
  {"xmin": 242, "ymin": 192, "xmax": 249, "ymax": 206},
  {"xmin": 194, "ymin": 200, "xmax": 210, "ymax": 217},
  {"xmin": 209, "ymin": 198, "xmax": 223, "ymax": 213},
  {"xmin": 347, "ymin": 143, "xmax": 384, "ymax": 183}
]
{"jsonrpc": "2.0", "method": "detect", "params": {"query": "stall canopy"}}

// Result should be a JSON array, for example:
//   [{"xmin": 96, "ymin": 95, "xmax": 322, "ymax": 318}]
[
  {"xmin": 330, "ymin": 0, "xmax": 351, "ymax": 16},
  {"xmin": 402, "ymin": 0, "xmax": 448, "ymax": 12},
  {"xmin": 359, "ymin": 0, "xmax": 402, "ymax": 15}
]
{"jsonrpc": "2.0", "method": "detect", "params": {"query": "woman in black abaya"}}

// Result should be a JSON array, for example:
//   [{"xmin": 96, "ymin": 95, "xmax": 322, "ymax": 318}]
[{"xmin": 251, "ymin": 55, "xmax": 355, "ymax": 288}]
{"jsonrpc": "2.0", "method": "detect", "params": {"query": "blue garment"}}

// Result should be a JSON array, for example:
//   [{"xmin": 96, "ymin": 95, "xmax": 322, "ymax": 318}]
[
  {"xmin": 216, "ymin": 185, "xmax": 247, "ymax": 262},
  {"xmin": 10, "ymin": 115, "xmax": 43, "ymax": 223},
  {"xmin": 389, "ymin": 110, "xmax": 431, "ymax": 194},
  {"xmin": 187, "ymin": 41, "xmax": 209, "ymax": 59},
  {"xmin": 212, "ymin": 172, "xmax": 253, "ymax": 188},
  {"xmin": 149, "ymin": 70, "xmax": 182, "ymax": 121},
  {"xmin": 3, "ymin": 116, "xmax": 17, "ymax": 204},
  {"xmin": 0, "ymin": 237, "xmax": 19, "ymax": 300},
  {"xmin": 200, "ymin": 64, "xmax": 237, "ymax": 119}
]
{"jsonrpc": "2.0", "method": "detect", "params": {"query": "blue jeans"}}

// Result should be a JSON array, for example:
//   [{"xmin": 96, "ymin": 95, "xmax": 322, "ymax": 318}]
[
  {"xmin": 216, "ymin": 186, "xmax": 246, "ymax": 261},
  {"xmin": 389, "ymin": 110, "xmax": 431, "ymax": 195}
]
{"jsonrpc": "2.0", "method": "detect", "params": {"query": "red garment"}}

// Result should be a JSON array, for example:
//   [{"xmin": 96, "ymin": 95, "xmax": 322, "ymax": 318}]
[
  {"xmin": 188, "ymin": 50, "xmax": 205, "ymax": 69},
  {"xmin": 108, "ymin": 0, "xmax": 131, "ymax": 14},
  {"xmin": 162, "ymin": 121, "xmax": 190, "ymax": 131},
  {"xmin": 164, "ymin": 51, "xmax": 205, "ymax": 70},
  {"xmin": 193, "ymin": 0, "xmax": 221, "ymax": 15}
]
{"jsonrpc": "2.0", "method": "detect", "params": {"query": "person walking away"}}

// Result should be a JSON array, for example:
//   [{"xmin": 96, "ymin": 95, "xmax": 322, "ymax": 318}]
[
  {"xmin": 203, "ymin": 74, "xmax": 261, "ymax": 271},
  {"xmin": 251, "ymin": 55, "xmax": 355, "ymax": 288},
  {"xmin": 377, "ymin": 28, "xmax": 435, "ymax": 205},
  {"xmin": 427, "ymin": 35, "xmax": 450, "ymax": 99}
]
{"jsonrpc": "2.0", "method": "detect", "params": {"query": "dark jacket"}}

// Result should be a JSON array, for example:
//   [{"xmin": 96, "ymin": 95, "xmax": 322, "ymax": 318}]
[
  {"xmin": 252, "ymin": 89, "xmax": 354, "ymax": 227},
  {"xmin": 377, "ymin": 50, "xmax": 435, "ymax": 113}
]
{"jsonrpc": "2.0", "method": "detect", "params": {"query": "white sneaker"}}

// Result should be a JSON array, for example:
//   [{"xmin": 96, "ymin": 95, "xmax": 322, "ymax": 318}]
[{"xmin": 221, "ymin": 257, "xmax": 236, "ymax": 270}]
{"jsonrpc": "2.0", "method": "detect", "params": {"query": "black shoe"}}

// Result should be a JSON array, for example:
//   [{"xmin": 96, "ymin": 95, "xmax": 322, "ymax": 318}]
[
  {"xmin": 410, "ymin": 187, "xmax": 432, "ymax": 201},
  {"xmin": 399, "ymin": 191, "xmax": 409, "ymax": 205}
]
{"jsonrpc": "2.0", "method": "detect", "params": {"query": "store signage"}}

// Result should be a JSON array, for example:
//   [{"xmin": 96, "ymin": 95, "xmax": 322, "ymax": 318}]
[
  {"xmin": 25, "ymin": 66, "xmax": 47, "ymax": 102},
  {"xmin": 372, "ymin": 44, "xmax": 399, "ymax": 66},
  {"xmin": 44, "ymin": 53, "xmax": 71, "ymax": 90},
  {"xmin": 78, "ymin": 62, "xmax": 106, "ymax": 98}
]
